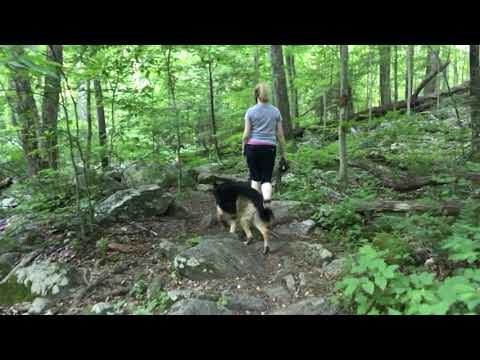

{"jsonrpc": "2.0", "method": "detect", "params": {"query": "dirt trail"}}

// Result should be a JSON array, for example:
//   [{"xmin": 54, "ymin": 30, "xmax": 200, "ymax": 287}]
[{"xmin": 2, "ymin": 190, "xmax": 340, "ymax": 315}]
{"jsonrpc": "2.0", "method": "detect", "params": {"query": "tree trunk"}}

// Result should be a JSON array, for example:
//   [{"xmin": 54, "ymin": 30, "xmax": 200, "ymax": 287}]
[
  {"xmin": 379, "ymin": 45, "xmax": 392, "ymax": 107},
  {"xmin": 10, "ymin": 47, "xmax": 43, "ymax": 177},
  {"xmin": 356, "ymin": 200, "xmax": 463, "ymax": 217},
  {"xmin": 470, "ymin": 45, "xmax": 480, "ymax": 161},
  {"xmin": 285, "ymin": 50, "xmax": 299, "ymax": 122},
  {"xmin": 338, "ymin": 45, "xmax": 350, "ymax": 187},
  {"xmin": 93, "ymin": 79, "xmax": 109, "ymax": 169},
  {"xmin": 424, "ymin": 46, "xmax": 440, "ymax": 96},
  {"xmin": 208, "ymin": 61, "xmax": 221, "ymax": 161},
  {"xmin": 85, "ymin": 80, "xmax": 93, "ymax": 170},
  {"xmin": 393, "ymin": 45, "xmax": 398, "ymax": 111},
  {"xmin": 5, "ymin": 79, "xmax": 18, "ymax": 127},
  {"xmin": 41, "ymin": 45, "xmax": 63, "ymax": 170},
  {"xmin": 367, "ymin": 45, "xmax": 373, "ymax": 129},
  {"xmin": 270, "ymin": 45, "xmax": 293, "ymax": 139},
  {"xmin": 406, "ymin": 46, "xmax": 415, "ymax": 102},
  {"xmin": 253, "ymin": 46, "xmax": 260, "ymax": 86}
]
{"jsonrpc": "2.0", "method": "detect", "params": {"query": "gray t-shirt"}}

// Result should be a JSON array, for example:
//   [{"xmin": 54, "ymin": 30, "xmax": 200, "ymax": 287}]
[{"xmin": 245, "ymin": 103, "xmax": 282, "ymax": 145}]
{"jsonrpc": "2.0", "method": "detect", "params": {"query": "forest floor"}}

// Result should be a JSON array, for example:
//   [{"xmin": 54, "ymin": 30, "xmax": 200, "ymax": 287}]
[{"xmin": 1, "ymin": 188, "xmax": 341, "ymax": 315}]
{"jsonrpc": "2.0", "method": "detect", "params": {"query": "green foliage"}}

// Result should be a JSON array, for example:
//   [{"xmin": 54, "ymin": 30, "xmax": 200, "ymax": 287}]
[
  {"xmin": 126, "ymin": 280, "xmax": 173, "ymax": 315},
  {"xmin": 96, "ymin": 237, "xmax": 110, "ymax": 256},
  {"xmin": 337, "ymin": 244, "xmax": 480, "ymax": 315}
]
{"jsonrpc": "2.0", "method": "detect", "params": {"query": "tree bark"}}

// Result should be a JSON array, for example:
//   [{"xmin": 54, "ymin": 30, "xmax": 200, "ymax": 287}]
[
  {"xmin": 285, "ymin": 50, "xmax": 299, "ymax": 122},
  {"xmin": 412, "ymin": 60, "xmax": 450, "ymax": 102},
  {"xmin": 10, "ymin": 47, "xmax": 43, "ymax": 177},
  {"xmin": 379, "ymin": 45, "xmax": 392, "ymax": 107},
  {"xmin": 406, "ymin": 45, "xmax": 415, "ymax": 104},
  {"xmin": 93, "ymin": 79, "xmax": 109, "ymax": 169},
  {"xmin": 470, "ymin": 45, "xmax": 480, "ymax": 160},
  {"xmin": 393, "ymin": 45, "xmax": 398, "ymax": 111},
  {"xmin": 356, "ymin": 199, "xmax": 463, "ymax": 217},
  {"xmin": 41, "ymin": 45, "xmax": 63, "ymax": 170},
  {"xmin": 85, "ymin": 80, "xmax": 93, "ymax": 170},
  {"xmin": 352, "ymin": 80, "xmax": 470, "ymax": 121},
  {"xmin": 270, "ymin": 45, "xmax": 293, "ymax": 139},
  {"xmin": 424, "ymin": 47, "xmax": 440, "ymax": 96},
  {"xmin": 338, "ymin": 45, "xmax": 350, "ymax": 187},
  {"xmin": 207, "ymin": 60, "xmax": 221, "ymax": 161},
  {"xmin": 253, "ymin": 46, "xmax": 260, "ymax": 86}
]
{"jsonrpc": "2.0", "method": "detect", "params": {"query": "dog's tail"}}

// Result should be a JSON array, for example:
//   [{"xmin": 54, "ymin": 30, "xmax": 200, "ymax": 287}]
[
  {"xmin": 259, "ymin": 206, "xmax": 274, "ymax": 223},
  {"xmin": 251, "ymin": 195, "xmax": 274, "ymax": 223}
]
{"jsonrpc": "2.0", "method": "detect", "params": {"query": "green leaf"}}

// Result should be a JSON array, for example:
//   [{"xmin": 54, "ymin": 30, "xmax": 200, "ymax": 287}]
[
  {"xmin": 387, "ymin": 308, "xmax": 402, "ymax": 315},
  {"xmin": 374, "ymin": 275, "xmax": 387, "ymax": 291},
  {"xmin": 362, "ymin": 280, "xmax": 375, "ymax": 295}
]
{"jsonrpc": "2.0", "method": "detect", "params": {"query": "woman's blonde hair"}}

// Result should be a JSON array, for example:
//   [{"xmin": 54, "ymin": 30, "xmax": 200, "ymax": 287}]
[{"xmin": 254, "ymin": 83, "xmax": 270, "ymax": 103}]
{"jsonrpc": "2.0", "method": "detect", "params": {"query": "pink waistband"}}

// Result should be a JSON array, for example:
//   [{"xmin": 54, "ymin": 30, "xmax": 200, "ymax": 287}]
[{"xmin": 247, "ymin": 139, "xmax": 275, "ymax": 145}]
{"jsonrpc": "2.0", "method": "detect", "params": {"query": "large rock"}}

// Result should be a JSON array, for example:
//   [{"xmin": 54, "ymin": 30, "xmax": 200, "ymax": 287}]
[
  {"xmin": 123, "ymin": 162, "xmax": 178, "ymax": 188},
  {"xmin": 275, "ymin": 219, "xmax": 316, "ymax": 238},
  {"xmin": 221, "ymin": 293, "xmax": 267, "ymax": 312},
  {"xmin": 91, "ymin": 302, "xmax": 115, "ymax": 315},
  {"xmin": 0, "ymin": 197, "xmax": 17, "ymax": 209},
  {"xmin": 168, "ymin": 299, "xmax": 233, "ymax": 315},
  {"xmin": 0, "ymin": 215, "xmax": 44, "ymax": 247},
  {"xmin": 264, "ymin": 285, "xmax": 291, "ymax": 303},
  {"xmin": 155, "ymin": 240, "xmax": 189, "ymax": 260},
  {"xmin": 28, "ymin": 297, "xmax": 53, "ymax": 314},
  {"xmin": 14, "ymin": 261, "xmax": 82, "ymax": 297},
  {"xmin": 269, "ymin": 201, "xmax": 315, "ymax": 226},
  {"xmin": 286, "ymin": 241, "xmax": 333, "ymax": 267},
  {"xmin": 95, "ymin": 185, "xmax": 174, "ymax": 224},
  {"xmin": 271, "ymin": 296, "xmax": 338, "ymax": 315},
  {"xmin": 174, "ymin": 234, "xmax": 265, "ymax": 280},
  {"xmin": 0, "ymin": 252, "xmax": 21, "ymax": 269},
  {"xmin": 321, "ymin": 258, "xmax": 346, "ymax": 279}
]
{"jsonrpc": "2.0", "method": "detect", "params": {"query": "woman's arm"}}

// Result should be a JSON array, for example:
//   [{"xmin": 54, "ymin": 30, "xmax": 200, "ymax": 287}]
[
  {"xmin": 242, "ymin": 118, "xmax": 251, "ymax": 155},
  {"xmin": 276, "ymin": 122, "xmax": 287, "ymax": 159}
]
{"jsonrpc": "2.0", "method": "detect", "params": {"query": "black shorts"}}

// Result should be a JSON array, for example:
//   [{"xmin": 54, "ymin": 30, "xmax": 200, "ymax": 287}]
[{"xmin": 245, "ymin": 144, "xmax": 276, "ymax": 184}]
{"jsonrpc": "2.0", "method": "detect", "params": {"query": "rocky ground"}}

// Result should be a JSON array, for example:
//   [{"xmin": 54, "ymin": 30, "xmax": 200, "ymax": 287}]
[{"xmin": 0, "ymin": 166, "xmax": 346, "ymax": 316}]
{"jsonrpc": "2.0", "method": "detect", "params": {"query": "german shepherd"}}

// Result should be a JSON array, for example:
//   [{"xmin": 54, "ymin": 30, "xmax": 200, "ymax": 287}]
[{"xmin": 212, "ymin": 181, "xmax": 274, "ymax": 255}]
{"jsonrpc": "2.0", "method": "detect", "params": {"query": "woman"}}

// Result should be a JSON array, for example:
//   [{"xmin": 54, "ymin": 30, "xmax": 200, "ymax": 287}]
[{"xmin": 242, "ymin": 84, "xmax": 287, "ymax": 204}]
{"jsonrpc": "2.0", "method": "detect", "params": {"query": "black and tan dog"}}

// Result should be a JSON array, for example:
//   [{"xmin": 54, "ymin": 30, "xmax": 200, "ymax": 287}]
[{"xmin": 212, "ymin": 181, "xmax": 274, "ymax": 255}]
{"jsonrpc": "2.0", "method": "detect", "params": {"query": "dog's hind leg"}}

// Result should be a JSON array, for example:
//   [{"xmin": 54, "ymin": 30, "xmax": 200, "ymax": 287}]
[
  {"xmin": 254, "ymin": 215, "xmax": 270, "ymax": 256},
  {"xmin": 239, "ymin": 218, "xmax": 253, "ymax": 245},
  {"xmin": 229, "ymin": 220, "xmax": 237, "ymax": 234}
]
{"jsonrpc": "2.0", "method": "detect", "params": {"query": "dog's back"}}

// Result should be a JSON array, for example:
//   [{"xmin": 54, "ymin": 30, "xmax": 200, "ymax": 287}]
[
  {"xmin": 213, "ymin": 182, "xmax": 273, "ymax": 221},
  {"xmin": 213, "ymin": 181, "xmax": 274, "ymax": 255}
]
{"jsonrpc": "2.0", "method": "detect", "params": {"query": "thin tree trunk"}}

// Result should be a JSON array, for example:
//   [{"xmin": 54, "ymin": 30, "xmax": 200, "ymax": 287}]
[
  {"xmin": 85, "ymin": 80, "xmax": 93, "ymax": 170},
  {"xmin": 208, "ymin": 61, "xmax": 221, "ymax": 161},
  {"xmin": 253, "ymin": 46, "xmax": 260, "ymax": 86},
  {"xmin": 93, "ymin": 79, "xmax": 108, "ymax": 169},
  {"xmin": 41, "ymin": 45, "xmax": 63, "ymax": 170},
  {"xmin": 285, "ymin": 50, "xmax": 299, "ymax": 122},
  {"xmin": 59, "ymin": 87, "xmax": 86, "ymax": 240},
  {"xmin": 322, "ymin": 94, "xmax": 327, "ymax": 142},
  {"xmin": 470, "ymin": 45, "xmax": 480, "ymax": 160},
  {"xmin": 367, "ymin": 45, "xmax": 373, "ymax": 130},
  {"xmin": 338, "ymin": 45, "xmax": 350, "ymax": 187},
  {"xmin": 60, "ymin": 69, "xmax": 95, "ymax": 230},
  {"xmin": 270, "ymin": 45, "xmax": 293, "ymax": 139},
  {"xmin": 406, "ymin": 45, "xmax": 414, "ymax": 115},
  {"xmin": 165, "ymin": 46, "xmax": 183, "ymax": 191},
  {"xmin": 453, "ymin": 51, "xmax": 459, "ymax": 86},
  {"xmin": 393, "ymin": 45, "xmax": 398, "ymax": 111}
]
